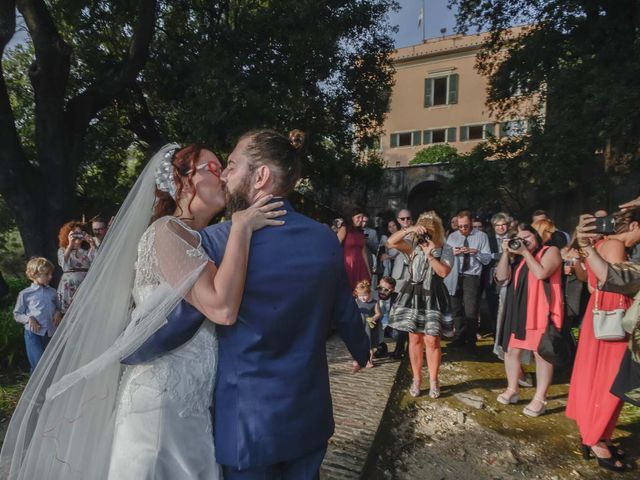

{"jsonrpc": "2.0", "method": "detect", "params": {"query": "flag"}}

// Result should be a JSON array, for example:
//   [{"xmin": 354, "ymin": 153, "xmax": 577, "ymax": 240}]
[{"xmin": 418, "ymin": 7, "xmax": 424, "ymax": 28}]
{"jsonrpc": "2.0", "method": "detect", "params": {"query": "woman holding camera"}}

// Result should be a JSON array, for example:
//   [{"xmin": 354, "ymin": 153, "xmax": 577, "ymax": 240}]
[
  {"xmin": 565, "ymin": 211, "xmax": 640, "ymax": 472},
  {"xmin": 387, "ymin": 212, "xmax": 453, "ymax": 398},
  {"xmin": 495, "ymin": 224, "xmax": 563, "ymax": 416},
  {"xmin": 57, "ymin": 221, "xmax": 97, "ymax": 314}
]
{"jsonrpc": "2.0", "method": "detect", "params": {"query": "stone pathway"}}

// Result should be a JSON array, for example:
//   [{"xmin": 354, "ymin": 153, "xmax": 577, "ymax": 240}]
[{"xmin": 321, "ymin": 335, "xmax": 402, "ymax": 480}]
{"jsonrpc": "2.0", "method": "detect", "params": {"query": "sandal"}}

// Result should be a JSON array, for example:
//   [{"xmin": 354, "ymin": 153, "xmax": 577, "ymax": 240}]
[
  {"xmin": 496, "ymin": 389, "xmax": 519, "ymax": 405},
  {"xmin": 601, "ymin": 439, "xmax": 625, "ymax": 459},
  {"xmin": 428, "ymin": 379, "xmax": 440, "ymax": 399},
  {"xmin": 522, "ymin": 398, "xmax": 547, "ymax": 417},
  {"xmin": 409, "ymin": 380, "xmax": 420, "ymax": 398},
  {"xmin": 581, "ymin": 443, "xmax": 631, "ymax": 472}
]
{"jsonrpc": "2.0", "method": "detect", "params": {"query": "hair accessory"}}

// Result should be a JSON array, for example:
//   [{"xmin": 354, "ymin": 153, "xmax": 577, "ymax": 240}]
[{"xmin": 155, "ymin": 146, "xmax": 179, "ymax": 199}]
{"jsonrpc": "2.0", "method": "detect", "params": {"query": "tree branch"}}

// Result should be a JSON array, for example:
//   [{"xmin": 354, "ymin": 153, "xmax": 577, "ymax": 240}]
[{"xmin": 65, "ymin": 0, "xmax": 158, "ymax": 133}]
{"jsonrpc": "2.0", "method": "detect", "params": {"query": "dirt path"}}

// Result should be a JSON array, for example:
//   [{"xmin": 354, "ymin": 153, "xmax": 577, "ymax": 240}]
[{"xmin": 365, "ymin": 338, "xmax": 640, "ymax": 480}]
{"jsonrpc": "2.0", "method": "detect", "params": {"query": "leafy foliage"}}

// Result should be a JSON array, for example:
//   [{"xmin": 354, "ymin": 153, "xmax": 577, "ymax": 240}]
[
  {"xmin": 449, "ymin": 0, "xmax": 640, "ymax": 198},
  {"xmin": 1, "ymin": 1, "xmax": 398, "ymax": 258},
  {"xmin": 409, "ymin": 144, "xmax": 459, "ymax": 165},
  {"xmin": 0, "ymin": 276, "xmax": 30, "ymax": 372}
]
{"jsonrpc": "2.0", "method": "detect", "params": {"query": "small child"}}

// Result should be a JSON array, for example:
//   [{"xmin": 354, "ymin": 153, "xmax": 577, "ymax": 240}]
[
  {"xmin": 14, "ymin": 257, "xmax": 62, "ymax": 372},
  {"xmin": 354, "ymin": 280, "xmax": 381, "ymax": 368}
]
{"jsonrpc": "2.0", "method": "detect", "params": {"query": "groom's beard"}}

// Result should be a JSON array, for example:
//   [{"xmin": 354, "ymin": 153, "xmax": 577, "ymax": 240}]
[{"xmin": 225, "ymin": 175, "xmax": 252, "ymax": 216}]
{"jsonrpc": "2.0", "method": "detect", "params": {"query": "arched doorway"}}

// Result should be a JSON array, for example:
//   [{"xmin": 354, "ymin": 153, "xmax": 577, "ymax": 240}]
[{"xmin": 407, "ymin": 180, "xmax": 446, "ymax": 218}]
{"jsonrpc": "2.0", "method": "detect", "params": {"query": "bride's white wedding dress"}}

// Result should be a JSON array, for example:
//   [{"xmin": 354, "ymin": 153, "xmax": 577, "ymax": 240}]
[{"xmin": 108, "ymin": 218, "xmax": 221, "ymax": 479}]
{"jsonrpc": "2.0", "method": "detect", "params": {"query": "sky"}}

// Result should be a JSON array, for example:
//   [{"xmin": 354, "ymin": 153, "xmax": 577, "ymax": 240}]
[{"xmin": 389, "ymin": 0, "xmax": 459, "ymax": 48}]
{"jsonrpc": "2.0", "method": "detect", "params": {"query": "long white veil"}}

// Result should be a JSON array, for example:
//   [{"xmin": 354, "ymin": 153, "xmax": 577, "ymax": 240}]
[{"xmin": 0, "ymin": 144, "xmax": 209, "ymax": 479}]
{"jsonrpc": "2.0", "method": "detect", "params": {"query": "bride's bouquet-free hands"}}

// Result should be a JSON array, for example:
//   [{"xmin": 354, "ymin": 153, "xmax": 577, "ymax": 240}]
[{"xmin": 232, "ymin": 194, "xmax": 287, "ymax": 231}]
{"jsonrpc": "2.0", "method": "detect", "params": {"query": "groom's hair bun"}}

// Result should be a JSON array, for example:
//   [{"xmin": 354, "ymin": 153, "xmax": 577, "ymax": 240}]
[{"xmin": 241, "ymin": 129, "xmax": 307, "ymax": 195}]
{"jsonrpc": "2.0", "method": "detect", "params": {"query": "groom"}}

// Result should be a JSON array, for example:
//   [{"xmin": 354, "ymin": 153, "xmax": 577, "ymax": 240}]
[{"xmin": 203, "ymin": 130, "xmax": 370, "ymax": 478}]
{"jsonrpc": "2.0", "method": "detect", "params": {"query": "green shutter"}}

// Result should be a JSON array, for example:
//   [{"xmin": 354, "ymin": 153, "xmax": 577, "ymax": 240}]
[
  {"xmin": 424, "ymin": 78, "xmax": 434, "ymax": 107},
  {"xmin": 460, "ymin": 126, "xmax": 469, "ymax": 141},
  {"xmin": 390, "ymin": 133, "xmax": 399, "ymax": 148},
  {"xmin": 412, "ymin": 130, "xmax": 422, "ymax": 146},
  {"xmin": 448, "ymin": 73, "xmax": 459, "ymax": 104},
  {"xmin": 485, "ymin": 123, "xmax": 495, "ymax": 138},
  {"xmin": 423, "ymin": 130, "xmax": 433, "ymax": 144},
  {"xmin": 447, "ymin": 127, "xmax": 456, "ymax": 142}
]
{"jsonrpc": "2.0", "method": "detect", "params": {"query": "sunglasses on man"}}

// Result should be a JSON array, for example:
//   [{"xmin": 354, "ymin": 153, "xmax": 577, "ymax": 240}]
[{"xmin": 377, "ymin": 286, "xmax": 392, "ymax": 293}]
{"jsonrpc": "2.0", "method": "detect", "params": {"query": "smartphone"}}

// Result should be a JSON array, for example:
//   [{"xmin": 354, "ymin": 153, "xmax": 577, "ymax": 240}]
[{"xmin": 593, "ymin": 214, "xmax": 616, "ymax": 234}]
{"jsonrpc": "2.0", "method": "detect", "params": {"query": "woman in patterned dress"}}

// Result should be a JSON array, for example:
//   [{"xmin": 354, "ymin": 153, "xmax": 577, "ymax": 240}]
[
  {"xmin": 387, "ymin": 212, "xmax": 453, "ymax": 398},
  {"xmin": 57, "ymin": 221, "xmax": 97, "ymax": 314}
]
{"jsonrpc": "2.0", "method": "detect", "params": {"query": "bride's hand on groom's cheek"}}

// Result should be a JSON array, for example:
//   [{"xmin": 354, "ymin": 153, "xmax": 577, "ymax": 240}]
[{"xmin": 232, "ymin": 194, "xmax": 286, "ymax": 231}]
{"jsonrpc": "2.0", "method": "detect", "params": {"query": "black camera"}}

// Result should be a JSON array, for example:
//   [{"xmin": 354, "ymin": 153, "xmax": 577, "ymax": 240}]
[
  {"xmin": 71, "ymin": 232, "xmax": 84, "ymax": 240},
  {"xmin": 508, "ymin": 237, "xmax": 523, "ymax": 250},
  {"xmin": 417, "ymin": 233, "xmax": 431, "ymax": 245},
  {"xmin": 592, "ymin": 214, "xmax": 617, "ymax": 235}
]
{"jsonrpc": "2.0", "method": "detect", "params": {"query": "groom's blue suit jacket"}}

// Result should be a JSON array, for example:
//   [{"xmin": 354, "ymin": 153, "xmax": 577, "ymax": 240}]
[{"xmin": 124, "ymin": 200, "xmax": 370, "ymax": 469}]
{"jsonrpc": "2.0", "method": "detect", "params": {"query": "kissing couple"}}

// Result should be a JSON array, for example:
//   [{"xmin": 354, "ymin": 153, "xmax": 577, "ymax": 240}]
[{"xmin": 1, "ymin": 129, "xmax": 370, "ymax": 480}]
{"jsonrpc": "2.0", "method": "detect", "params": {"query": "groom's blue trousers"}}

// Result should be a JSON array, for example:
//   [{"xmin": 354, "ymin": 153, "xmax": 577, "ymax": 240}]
[{"xmin": 221, "ymin": 444, "xmax": 327, "ymax": 480}]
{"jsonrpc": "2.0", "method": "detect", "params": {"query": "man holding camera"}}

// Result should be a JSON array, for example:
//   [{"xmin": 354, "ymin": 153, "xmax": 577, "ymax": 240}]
[{"xmin": 446, "ymin": 210, "xmax": 492, "ymax": 354}]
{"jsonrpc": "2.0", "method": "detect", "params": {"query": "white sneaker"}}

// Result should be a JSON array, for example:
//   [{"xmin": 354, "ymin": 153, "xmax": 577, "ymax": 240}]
[{"xmin": 518, "ymin": 373, "xmax": 534, "ymax": 388}]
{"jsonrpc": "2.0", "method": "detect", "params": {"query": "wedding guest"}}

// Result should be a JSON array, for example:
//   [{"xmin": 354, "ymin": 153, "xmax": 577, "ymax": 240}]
[
  {"xmin": 354, "ymin": 280, "xmax": 381, "ymax": 368},
  {"xmin": 376, "ymin": 276, "xmax": 406, "ymax": 359},
  {"xmin": 337, "ymin": 209, "xmax": 371, "ymax": 290},
  {"xmin": 447, "ymin": 210, "xmax": 492, "ymax": 354},
  {"xmin": 13, "ymin": 258, "xmax": 62, "ymax": 372},
  {"xmin": 91, "ymin": 217, "xmax": 108, "ymax": 247},
  {"xmin": 379, "ymin": 219, "xmax": 400, "ymax": 278},
  {"xmin": 495, "ymin": 223, "xmax": 563, "ymax": 416},
  {"xmin": 566, "ymin": 210, "xmax": 640, "ymax": 472},
  {"xmin": 388, "ymin": 212, "xmax": 453, "ymax": 398},
  {"xmin": 389, "ymin": 209, "xmax": 414, "ymax": 291},
  {"xmin": 57, "ymin": 221, "xmax": 96, "ymax": 313}
]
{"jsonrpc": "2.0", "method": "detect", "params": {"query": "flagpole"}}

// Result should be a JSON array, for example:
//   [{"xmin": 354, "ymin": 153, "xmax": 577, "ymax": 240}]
[{"xmin": 422, "ymin": 0, "xmax": 426, "ymax": 42}]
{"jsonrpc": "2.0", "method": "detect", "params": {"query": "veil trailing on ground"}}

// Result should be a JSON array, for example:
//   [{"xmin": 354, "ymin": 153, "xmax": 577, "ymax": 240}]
[{"xmin": 0, "ymin": 144, "xmax": 210, "ymax": 479}]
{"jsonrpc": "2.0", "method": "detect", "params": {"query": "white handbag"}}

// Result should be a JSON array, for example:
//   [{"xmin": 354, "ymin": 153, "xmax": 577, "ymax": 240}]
[{"xmin": 592, "ymin": 288, "xmax": 627, "ymax": 341}]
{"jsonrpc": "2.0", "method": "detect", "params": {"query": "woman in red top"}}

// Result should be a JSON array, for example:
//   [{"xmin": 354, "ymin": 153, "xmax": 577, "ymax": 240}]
[
  {"xmin": 566, "ymin": 211, "xmax": 640, "ymax": 472},
  {"xmin": 337, "ymin": 209, "xmax": 371, "ymax": 291},
  {"xmin": 494, "ymin": 224, "xmax": 563, "ymax": 417}
]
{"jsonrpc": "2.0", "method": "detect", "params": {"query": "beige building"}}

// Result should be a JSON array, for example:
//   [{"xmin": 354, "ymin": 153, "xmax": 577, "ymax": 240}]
[{"xmin": 381, "ymin": 30, "xmax": 529, "ymax": 167}]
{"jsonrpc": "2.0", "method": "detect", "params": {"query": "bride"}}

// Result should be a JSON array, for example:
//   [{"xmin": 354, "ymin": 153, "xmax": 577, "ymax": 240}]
[{"xmin": 0, "ymin": 143, "xmax": 285, "ymax": 479}]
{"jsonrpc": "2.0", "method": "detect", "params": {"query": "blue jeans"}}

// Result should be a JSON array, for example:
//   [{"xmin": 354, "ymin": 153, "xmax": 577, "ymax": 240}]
[
  {"xmin": 24, "ymin": 330, "xmax": 50, "ymax": 372},
  {"xmin": 222, "ymin": 444, "xmax": 327, "ymax": 480}
]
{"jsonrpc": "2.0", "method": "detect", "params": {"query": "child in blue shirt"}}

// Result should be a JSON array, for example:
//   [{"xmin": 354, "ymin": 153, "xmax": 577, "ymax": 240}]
[
  {"xmin": 354, "ymin": 280, "xmax": 381, "ymax": 368},
  {"xmin": 14, "ymin": 257, "xmax": 62, "ymax": 372}
]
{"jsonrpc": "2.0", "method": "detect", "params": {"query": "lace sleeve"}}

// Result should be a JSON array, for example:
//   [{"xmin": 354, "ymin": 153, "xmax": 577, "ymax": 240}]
[{"xmin": 152, "ymin": 217, "xmax": 212, "ymax": 287}]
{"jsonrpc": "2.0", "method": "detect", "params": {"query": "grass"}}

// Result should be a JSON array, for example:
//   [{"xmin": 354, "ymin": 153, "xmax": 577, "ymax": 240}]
[{"xmin": 0, "ymin": 371, "xmax": 28, "ymax": 423}]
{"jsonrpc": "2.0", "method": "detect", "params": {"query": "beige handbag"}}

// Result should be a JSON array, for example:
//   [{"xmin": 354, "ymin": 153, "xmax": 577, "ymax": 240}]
[
  {"xmin": 622, "ymin": 290, "xmax": 640, "ymax": 334},
  {"xmin": 592, "ymin": 288, "xmax": 627, "ymax": 341}
]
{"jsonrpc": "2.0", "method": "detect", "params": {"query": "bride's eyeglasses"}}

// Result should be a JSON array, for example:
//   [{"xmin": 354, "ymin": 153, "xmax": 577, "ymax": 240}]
[{"xmin": 191, "ymin": 161, "xmax": 222, "ymax": 178}]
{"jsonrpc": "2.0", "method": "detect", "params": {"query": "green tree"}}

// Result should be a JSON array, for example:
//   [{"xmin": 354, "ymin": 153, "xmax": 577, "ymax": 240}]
[
  {"xmin": 409, "ymin": 144, "xmax": 459, "ymax": 165},
  {"xmin": 0, "ymin": 1, "xmax": 397, "ymax": 260},
  {"xmin": 449, "ymin": 0, "xmax": 640, "ymax": 197}
]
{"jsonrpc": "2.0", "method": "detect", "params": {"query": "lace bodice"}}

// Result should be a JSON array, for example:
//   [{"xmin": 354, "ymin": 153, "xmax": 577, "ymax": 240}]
[{"xmin": 117, "ymin": 218, "xmax": 217, "ymax": 422}]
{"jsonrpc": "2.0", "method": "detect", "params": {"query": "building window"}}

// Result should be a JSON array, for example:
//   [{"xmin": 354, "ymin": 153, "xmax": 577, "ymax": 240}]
[
  {"xmin": 390, "ymin": 131, "xmax": 422, "ymax": 148},
  {"xmin": 424, "ymin": 73, "xmax": 459, "ymax": 108},
  {"xmin": 423, "ymin": 127, "xmax": 457, "ymax": 145},
  {"xmin": 500, "ymin": 120, "xmax": 527, "ymax": 137},
  {"xmin": 459, "ymin": 123, "xmax": 495, "ymax": 141}
]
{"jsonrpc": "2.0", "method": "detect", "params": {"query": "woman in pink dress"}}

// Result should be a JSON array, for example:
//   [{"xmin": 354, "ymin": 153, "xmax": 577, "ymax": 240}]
[
  {"xmin": 494, "ymin": 224, "xmax": 563, "ymax": 417},
  {"xmin": 337, "ymin": 210, "xmax": 371, "ymax": 291},
  {"xmin": 566, "ymin": 213, "xmax": 640, "ymax": 473}
]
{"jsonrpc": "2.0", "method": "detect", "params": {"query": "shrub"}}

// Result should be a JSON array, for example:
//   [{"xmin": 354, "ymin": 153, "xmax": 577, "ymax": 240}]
[
  {"xmin": 0, "ymin": 276, "xmax": 31, "ymax": 372},
  {"xmin": 409, "ymin": 144, "xmax": 459, "ymax": 165}
]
